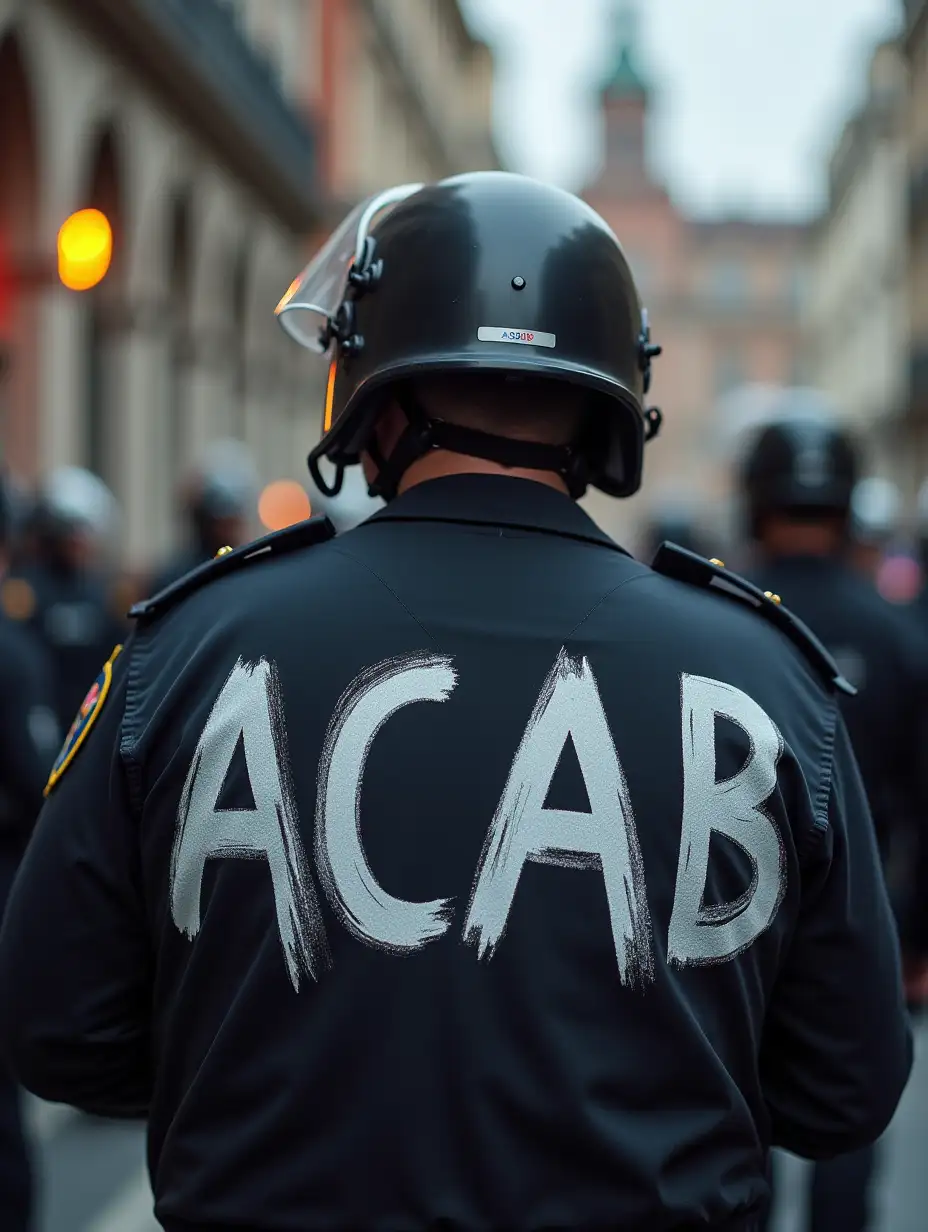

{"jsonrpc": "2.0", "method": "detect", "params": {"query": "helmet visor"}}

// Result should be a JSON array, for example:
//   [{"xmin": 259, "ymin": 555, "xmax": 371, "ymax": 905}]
[{"xmin": 275, "ymin": 183, "xmax": 424, "ymax": 353}]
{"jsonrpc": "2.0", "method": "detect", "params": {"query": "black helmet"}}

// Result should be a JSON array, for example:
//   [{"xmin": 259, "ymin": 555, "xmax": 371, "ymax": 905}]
[
  {"xmin": 643, "ymin": 510, "xmax": 705, "ymax": 558},
  {"xmin": 277, "ymin": 172, "xmax": 662, "ymax": 500},
  {"xmin": 186, "ymin": 440, "xmax": 258, "ymax": 528},
  {"xmin": 741, "ymin": 415, "xmax": 859, "ymax": 526}
]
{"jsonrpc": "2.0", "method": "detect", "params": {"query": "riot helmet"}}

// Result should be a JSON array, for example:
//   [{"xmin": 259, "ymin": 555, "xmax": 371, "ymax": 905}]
[
  {"xmin": 277, "ymin": 172, "xmax": 662, "ymax": 501},
  {"xmin": 741, "ymin": 411, "xmax": 859, "ymax": 533},
  {"xmin": 185, "ymin": 439, "xmax": 258, "ymax": 554},
  {"xmin": 35, "ymin": 467, "xmax": 118, "ymax": 570}
]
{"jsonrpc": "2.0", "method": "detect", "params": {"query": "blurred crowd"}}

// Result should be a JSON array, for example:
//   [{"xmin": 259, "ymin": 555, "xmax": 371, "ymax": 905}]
[{"xmin": 0, "ymin": 441, "xmax": 262, "ymax": 742}]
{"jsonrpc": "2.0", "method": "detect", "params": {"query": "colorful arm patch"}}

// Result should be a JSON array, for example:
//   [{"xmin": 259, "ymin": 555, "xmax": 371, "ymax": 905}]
[{"xmin": 44, "ymin": 644, "xmax": 123, "ymax": 797}]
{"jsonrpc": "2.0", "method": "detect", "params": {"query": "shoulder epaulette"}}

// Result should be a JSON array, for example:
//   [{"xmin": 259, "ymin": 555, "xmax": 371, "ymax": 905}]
[
  {"xmin": 129, "ymin": 514, "xmax": 336, "ymax": 622},
  {"xmin": 651, "ymin": 542, "xmax": 856, "ymax": 697}
]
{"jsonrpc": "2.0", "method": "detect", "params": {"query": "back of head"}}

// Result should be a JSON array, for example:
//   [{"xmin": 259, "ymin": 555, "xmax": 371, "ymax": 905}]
[
  {"xmin": 741, "ymin": 407, "xmax": 858, "ymax": 538},
  {"xmin": 277, "ymin": 171, "xmax": 662, "ymax": 502}
]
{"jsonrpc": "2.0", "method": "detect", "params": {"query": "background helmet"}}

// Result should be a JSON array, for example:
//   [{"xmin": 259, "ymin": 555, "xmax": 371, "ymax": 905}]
[
  {"xmin": 189, "ymin": 439, "xmax": 259, "ymax": 523},
  {"xmin": 278, "ymin": 172, "xmax": 662, "ymax": 500},
  {"xmin": 741, "ymin": 413, "xmax": 859, "ymax": 529},
  {"xmin": 38, "ymin": 467, "xmax": 118, "ymax": 542}
]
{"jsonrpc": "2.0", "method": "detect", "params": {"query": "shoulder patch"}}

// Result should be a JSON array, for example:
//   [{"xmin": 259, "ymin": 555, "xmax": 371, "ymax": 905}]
[
  {"xmin": 44, "ymin": 644, "xmax": 123, "ymax": 796},
  {"xmin": 129, "ymin": 514, "xmax": 336, "ymax": 623},
  {"xmin": 1, "ymin": 577, "xmax": 36, "ymax": 622},
  {"xmin": 652, "ymin": 542, "xmax": 857, "ymax": 697}
]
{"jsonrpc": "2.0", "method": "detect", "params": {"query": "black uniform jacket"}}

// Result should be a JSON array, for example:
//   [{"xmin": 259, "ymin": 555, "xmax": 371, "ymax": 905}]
[
  {"xmin": 0, "ymin": 616, "xmax": 59, "ymax": 859},
  {"xmin": 5, "ymin": 561, "xmax": 127, "ymax": 733},
  {"xmin": 0, "ymin": 476, "xmax": 912, "ymax": 1232},
  {"xmin": 750, "ymin": 554, "xmax": 928, "ymax": 953}
]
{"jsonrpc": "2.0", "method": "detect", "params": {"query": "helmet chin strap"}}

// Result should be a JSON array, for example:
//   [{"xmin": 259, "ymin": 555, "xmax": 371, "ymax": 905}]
[
  {"xmin": 308, "ymin": 454, "xmax": 346, "ymax": 498},
  {"xmin": 364, "ymin": 384, "xmax": 589, "ymax": 502}
]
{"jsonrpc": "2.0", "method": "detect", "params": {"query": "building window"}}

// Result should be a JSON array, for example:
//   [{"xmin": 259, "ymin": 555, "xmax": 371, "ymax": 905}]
[
  {"xmin": 710, "ymin": 260, "xmax": 748, "ymax": 307},
  {"xmin": 715, "ymin": 351, "xmax": 744, "ymax": 397}
]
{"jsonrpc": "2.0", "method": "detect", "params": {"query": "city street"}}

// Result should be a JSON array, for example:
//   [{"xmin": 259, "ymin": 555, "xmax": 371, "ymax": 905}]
[{"xmin": 25, "ymin": 1017, "xmax": 928, "ymax": 1232}]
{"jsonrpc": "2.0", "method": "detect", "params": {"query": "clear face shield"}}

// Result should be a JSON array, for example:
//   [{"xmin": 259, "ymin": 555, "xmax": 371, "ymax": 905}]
[{"xmin": 275, "ymin": 183, "xmax": 424, "ymax": 355}]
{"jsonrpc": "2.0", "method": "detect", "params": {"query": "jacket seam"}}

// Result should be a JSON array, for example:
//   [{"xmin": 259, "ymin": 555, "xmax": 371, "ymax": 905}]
[
  {"xmin": 119, "ymin": 632, "xmax": 148, "ymax": 821},
  {"xmin": 565, "ymin": 572, "xmax": 656, "ymax": 640},
  {"xmin": 799, "ymin": 695, "xmax": 839, "ymax": 865},
  {"xmin": 329, "ymin": 546, "xmax": 437, "ymax": 645}
]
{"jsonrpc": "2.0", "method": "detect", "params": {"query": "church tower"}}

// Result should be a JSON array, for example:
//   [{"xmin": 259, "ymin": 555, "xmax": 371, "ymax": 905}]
[{"xmin": 597, "ymin": 1, "xmax": 653, "ymax": 196}]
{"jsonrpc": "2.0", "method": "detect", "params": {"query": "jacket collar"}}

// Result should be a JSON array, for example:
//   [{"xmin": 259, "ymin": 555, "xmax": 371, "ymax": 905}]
[{"xmin": 366, "ymin": 474, "xmax": 630, "ymax": 556}]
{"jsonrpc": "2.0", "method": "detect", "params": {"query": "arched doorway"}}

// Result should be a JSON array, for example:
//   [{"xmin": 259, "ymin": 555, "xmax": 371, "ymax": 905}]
[
  {"xmin": 0, "ymin": 32, "xmax": 41, "ymax": 479},
  {"xmin": 81, "ymin": 126, "xmax": 124, "ymax": 487}
]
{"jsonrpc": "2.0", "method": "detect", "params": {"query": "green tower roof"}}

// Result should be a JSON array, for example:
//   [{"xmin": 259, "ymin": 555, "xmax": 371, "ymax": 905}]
[{"xmin": 604, "ymin": 1, "xmax": 648, "ymax": 98}]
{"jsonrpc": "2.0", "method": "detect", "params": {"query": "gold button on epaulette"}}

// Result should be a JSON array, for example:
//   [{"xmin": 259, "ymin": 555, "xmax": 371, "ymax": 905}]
[
  {"xmin": 215, "ymin": 545, "xmax": 233, "ymax": 558},
  {"xmin": 764, "ymin": 591, "xmax": 782, "ymax": 605},
  {"xmin": 709, "ymin": 558, "xmax": 725, "ymax": 567}
]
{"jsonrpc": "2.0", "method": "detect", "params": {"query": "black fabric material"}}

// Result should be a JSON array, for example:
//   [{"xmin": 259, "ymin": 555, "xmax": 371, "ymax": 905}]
[
  {"xmin": 808, "ymin": 1145, "xmax": 878, "ymax": 1232},
  {"xmin": 0, "ymin": 856, "xmax": 34, "ymax": 1230},
  {"xmin": 745, "ymin": 552, "xmax": 928, "ymax": 954},
  {"xmin": 0, "ymin": 476, "xmax": 911, "ymax": 1231}
]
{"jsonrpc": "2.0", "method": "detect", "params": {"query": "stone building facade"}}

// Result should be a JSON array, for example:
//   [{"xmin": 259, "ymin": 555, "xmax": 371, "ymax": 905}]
[
  {"xmin": 802, "ymin": 40, "xmax": 911, "ymax": 491},
  {"xmin": 0, "ymin": 0, "xmax": 499, "ymax": 570},
  {"xmin": 903, "ymin": 0, "xmax": 928, "ymax": 495}
]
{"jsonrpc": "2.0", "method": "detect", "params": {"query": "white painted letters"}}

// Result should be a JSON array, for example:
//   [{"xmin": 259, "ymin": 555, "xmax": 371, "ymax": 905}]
[
  {"xmin": 463, "ymin": 649, "xmax": 654, "ymax": 986},
  {"xmin": 170, "ymin": 657, "xmax": 329, "ymax": 991},
  {"xmin": 172, "ymin": 655, "xmax": 789, "ymax": 988},
  {"xmin": 315, "ymin": 653, "xmax": 458, "ymax": 953},
  {"xmin": 667, "ymin": 674, "xmax": 785, "ymax": 967}
]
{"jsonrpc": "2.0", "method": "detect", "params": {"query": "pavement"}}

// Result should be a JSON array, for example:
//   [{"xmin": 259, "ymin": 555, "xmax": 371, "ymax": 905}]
[{"xmin": 25, "ymin": 1018, "xmax": 928, "ymax": 1231}]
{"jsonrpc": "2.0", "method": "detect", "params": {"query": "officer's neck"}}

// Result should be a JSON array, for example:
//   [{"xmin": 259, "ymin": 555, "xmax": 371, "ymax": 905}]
[
  {"xmin": 759, "ymin": 519, "xmax": 844, "ymax": 559},
  {"xmin": 396, "ymin": 451, "xmax": 572, "ymax": 496}
]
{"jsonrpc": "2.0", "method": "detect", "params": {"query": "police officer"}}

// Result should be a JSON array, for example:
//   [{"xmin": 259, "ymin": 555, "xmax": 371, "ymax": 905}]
[
  {"xmin": 639, "ymin": 501, "xmax": 707, "ymax": 561},
  {"xmin": 0, "ymin": 173, "xmax": 912, "ymax": 1231},
  {"xmin": 739, "ymin": 412, "xmax": 928, "ymax": 1232},
  {"xmin": 3, "ymin": 467, "xmax": 126, "ymax": 735},
  {"xmin": 0, "ymin": 474, "xmax": 60, "ymax": 1231},
  {"xmin": 151, "ymin": 439, "xmax": 259, "ymax": 591}
]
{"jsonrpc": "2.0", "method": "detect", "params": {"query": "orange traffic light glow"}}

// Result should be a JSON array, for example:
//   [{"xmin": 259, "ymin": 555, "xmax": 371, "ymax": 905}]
[
  {"xmin": 58, "ymin": 209, "xmax": 113, "ymax": 291},
  {"xmin": 258, "ymin": 480, "xmax": 312, "ymax": 532}
]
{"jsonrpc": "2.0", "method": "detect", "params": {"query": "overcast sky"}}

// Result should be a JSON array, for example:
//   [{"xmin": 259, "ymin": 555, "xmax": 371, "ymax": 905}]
[{"xmin": 461, "ymin": 0, "xmax": 901, "ymax": 219}]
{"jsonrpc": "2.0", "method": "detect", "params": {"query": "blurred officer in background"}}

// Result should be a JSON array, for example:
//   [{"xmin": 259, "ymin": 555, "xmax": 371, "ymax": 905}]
[
  {"xmin": 0, "ymin": 473, "xmax": 60, "ymax": 1232},
  {"xmin": 0, "ymin": 173, "xmax": 912, "ymax": 1232},
  {"xmin": 848, "ymin": 476, "xmax": 902, "ymax": 583},
  {"xmin": 150, "ymin": 439, "xmax": 258, "ymax": 591},
  {"xmin": 912, "ymin": 478, "xmax": 928, "ymax": 618},
  {"xmin": 638, "ymin": 499, "xmax": 707, "ymax": 561},
  {"xmin": 2, "ymin": 467, "xmax": 125, "ymax": 735},
  {"xmin": 741, "ymin": 413, "xmax": 928, "ymax": 1232}
]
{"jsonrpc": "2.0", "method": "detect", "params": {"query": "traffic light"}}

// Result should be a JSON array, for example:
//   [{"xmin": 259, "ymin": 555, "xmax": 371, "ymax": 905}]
[{"xmin": 57, "ymin": 209, "xmax": 113, "ymax": 291}]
